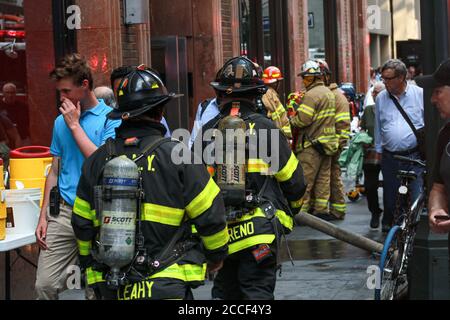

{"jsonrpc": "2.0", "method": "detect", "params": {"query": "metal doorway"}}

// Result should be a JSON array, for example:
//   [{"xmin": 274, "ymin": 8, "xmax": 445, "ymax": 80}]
[{"xmin": 151, "ymin": 36, "xmax": 189, "ymax": 130}]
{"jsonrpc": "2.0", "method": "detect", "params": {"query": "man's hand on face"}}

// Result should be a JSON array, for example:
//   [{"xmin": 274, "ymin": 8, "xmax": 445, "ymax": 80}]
[{"xmin": 60, "ymin": 97, "xmax": 81, "ymax": 130}]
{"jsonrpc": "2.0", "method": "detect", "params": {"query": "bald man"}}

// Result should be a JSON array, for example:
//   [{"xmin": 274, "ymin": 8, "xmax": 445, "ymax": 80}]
[
  {"xmin": 94, "ymin": 86, "xmax": 116, "ymax": 109},
  {"xmin": 1, "ymin": 83, "xmax": 30, "ymax": 144}
]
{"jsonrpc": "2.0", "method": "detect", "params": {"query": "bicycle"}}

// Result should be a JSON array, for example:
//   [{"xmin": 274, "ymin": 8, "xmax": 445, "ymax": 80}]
[{"xmin": 374, "ymin": 155, "xmax": 427, "ymax": 300}]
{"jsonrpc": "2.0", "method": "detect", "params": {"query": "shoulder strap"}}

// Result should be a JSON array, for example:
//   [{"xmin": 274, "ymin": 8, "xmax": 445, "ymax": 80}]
[
  {"xmin": 133, "ymin": 137, "xmax": 173, "ymax": 164},
  {"xmin": 105, "ymin": 138, "xmax": 117, "ymax": 161},
  {"xmin": 200, "ymin": 99, "xmax": 212, "ymax": 118},
  {"xmin": 388, "ymin": 93, "xmax": 420, "ymax": 140}
]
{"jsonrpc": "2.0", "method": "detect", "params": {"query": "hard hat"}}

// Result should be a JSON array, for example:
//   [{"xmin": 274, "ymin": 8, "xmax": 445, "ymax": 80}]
[
  {"xmin": 339, "ymin": 83, "xmax": 356, "ymax": 101},
  {"xmin": 316, "ymin": 59, "xmax": 331, "ymax": 75},
  {"xmin": 108, "ymin": 65, "xmax": 181, "ymax": 120},
  {"xmin": 298, "ymin": 60, "xmax": 322, "ymax": 77},
  {"xmin": 263, "ymin": 66, "xmax": 284, "ymax": 84},
  {"xmin": 210, "ymin": 56, "xmax": 267, "ymax": 94}
]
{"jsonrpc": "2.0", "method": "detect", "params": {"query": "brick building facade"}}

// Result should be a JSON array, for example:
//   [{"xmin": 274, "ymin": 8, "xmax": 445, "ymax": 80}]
[{"xmin": 11, "ymin": 0, "xmax": 371, "ymax": 146}]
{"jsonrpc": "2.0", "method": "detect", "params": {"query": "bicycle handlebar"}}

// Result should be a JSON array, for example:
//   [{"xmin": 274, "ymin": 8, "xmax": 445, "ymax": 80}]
[{"xmin": 393, "ymin": 155, "xmax": 426, "ymax": 168}]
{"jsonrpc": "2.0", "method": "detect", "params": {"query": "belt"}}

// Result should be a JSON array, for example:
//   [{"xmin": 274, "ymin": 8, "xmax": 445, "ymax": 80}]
[
  {"xmin": 384, "ymin": 146, "xmax": 419, "ymax": 156},
  {"xmin": 60, "ymin": 198, "xmax": 72, "ymax": 207}
]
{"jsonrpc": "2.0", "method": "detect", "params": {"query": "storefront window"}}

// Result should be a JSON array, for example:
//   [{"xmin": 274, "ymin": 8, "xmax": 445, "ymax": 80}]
[
  {"xmin": 0, "ymin": 0, "xmax": 30, "ymax": 148},
  {"xmin": 240, "ymin": 0, "xmax": 250, "ymax": 56},
  {"xmin": 308, "ymin": 0, "xmax": 326, "ymax": 61}
]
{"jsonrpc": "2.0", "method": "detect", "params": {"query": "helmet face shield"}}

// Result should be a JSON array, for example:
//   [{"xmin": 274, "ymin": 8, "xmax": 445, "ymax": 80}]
[{"xmin": 299, "ymin": 60, "xmax": 322, "ymax": 77}]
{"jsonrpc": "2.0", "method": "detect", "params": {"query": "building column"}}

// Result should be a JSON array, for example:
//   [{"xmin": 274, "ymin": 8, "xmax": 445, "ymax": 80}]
[
  {"xmin": 285, "ymin": 0, "xmax": 309, "ymax": 92},
  {"xmin": 24, "ymin": 0, "xmax": 57, "ymax": 146},
  {"xmin": 351, "ymin": 0, "xmax": 370, "ymax": 93},
  {"xmin": 75, "ymin": 0, "xmax": 123, "ymax": 87},
  {"xmin": 191, "ymin": 0, "xmax": 223, "ymax": 105},
  {"xmin": 336, "ymin": 0, "xmax": 353, "ymax": 84}
]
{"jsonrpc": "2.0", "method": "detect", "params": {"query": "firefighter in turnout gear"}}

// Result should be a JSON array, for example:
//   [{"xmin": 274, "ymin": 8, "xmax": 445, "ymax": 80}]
[
  {"xmin": 261, "ymin": 66, "xmax": 292, "ymax": 139},
  {"xmin": 290, "ymin": 60, "xmax": 338, "ymax": 220},
  {"xmin": 195, "ymin": 56, "xmax": 306, "ymax": 300},
  {"xmin": 71, "ymin": 66, "xmax": 229, "ymax": 300},
  {"xmin": 316, "ymin": 59, "xmax": 351, "ymax": 220}
]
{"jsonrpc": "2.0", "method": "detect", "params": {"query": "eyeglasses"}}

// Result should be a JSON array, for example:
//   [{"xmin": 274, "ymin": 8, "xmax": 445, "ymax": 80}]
[{"xmin": 381, "ymin": 75, "xmax": 399, "ymax": 82}]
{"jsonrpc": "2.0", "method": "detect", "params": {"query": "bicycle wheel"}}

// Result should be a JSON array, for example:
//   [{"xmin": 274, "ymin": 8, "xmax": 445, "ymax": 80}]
[{"xmin": 375, "ymin": 225, "xmax": 401, "ymax": 300}]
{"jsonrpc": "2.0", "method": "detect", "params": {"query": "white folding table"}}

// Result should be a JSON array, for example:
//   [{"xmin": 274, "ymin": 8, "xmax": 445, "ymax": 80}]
[{"xmin": 0, "ymin": 232, "xmax": 37, "ymax": 300}]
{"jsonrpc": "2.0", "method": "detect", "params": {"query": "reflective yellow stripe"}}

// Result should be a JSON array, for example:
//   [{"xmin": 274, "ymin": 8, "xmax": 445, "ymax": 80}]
[
  {"xmin": 142, "ymin": 203, "xmax": 185, "ymax": 226},
  {"xmin": 73, "ymin": 197, "xmax": 93, "ymax": 220},
  {"xmin": 73, "ymin": 197, "xmax": 100, "ymax": 227},
  {"xmin": 290, "ymin": 198, "xmax": 303, "ymax": 209},
  {"xmin": 300, "ymin": 202, "xmax": 310, "ymax": 214},
  {"xmin": 77, "ymin": 239, "xmax": 92, "ymax": 256},
  {"xmin": 276, "ymin": 104, "xmax": 286, "ymax": 114},
  {"xmin": 271, "ymin": 112, "xmax": 281, "ymax": 120},
  {"xmin": 186, "ymin": 178, "xmax": 220, "ymax": 219},
  {"xmin": 247, "ymin": 159, "xmax": 270, "ymax": 174},
  {"xmin": 331, "ymin": 203, "xmax": 346, "ymax": 213},
  {"xmin": 227, "ymin": 209, "xmax": 267, "ymax": 225},
  {"xmin": 299, "ymin": 104, "xmax": 315, "ymax": 116},
  {"xmin": 191, "ymin": 224, "xmax": 198, "ymax": 234},
  {"xmin": 229, "ymin": 234, "xmax": 275, "ymax": 254},
  {"xmin": 274, "ymin": 153, "xmax": 298, "ymax": 182},
  {"xmin": 202, "ymin": 227, "xmax": 229, "ymax": 250},
  {"xmin": 149, "ymin": 263, "xmax": 207, "ymax": 282},
  {"xmin": 282, "ymin": 125, "xmax": 292, "ymax": 135},
  {"xmin": 276, "ymin": 210, "xmax": 294, "ymax": 231},
  {"xmin": 335, "ymin": 112, "xmax": 351, "ymax": 122},
  {"xmin": 315, "ymin": 198, "xmax": 329, "ymax": 205},
  {"xmin": 86, "ymin": 267, "xmax": 104, "ymax": 285},
  {"xmin": 315, "ymin": 110, "xmax": 336, "ymax": 120}
]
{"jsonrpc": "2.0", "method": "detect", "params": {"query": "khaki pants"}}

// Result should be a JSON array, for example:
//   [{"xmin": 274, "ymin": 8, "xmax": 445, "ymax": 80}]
[
  {"xmin": 297, "ymin": 147, "xmax": 332, "ymax": 214},
  {"xmin": 329, "ymin": 151, "xmax": 346, "ymax": 218},
  {"xmin": 35, "ymin": 203, "xmax": 78, "ymax": 300}
]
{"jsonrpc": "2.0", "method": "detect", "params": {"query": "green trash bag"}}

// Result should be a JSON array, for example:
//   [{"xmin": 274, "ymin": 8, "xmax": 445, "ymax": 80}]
[{"xmin": 339, "ymin": 132, "xmax": 373, "ymax": 180}]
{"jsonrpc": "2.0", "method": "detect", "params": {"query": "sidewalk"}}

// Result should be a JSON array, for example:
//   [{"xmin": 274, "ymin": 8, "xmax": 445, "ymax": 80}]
[{"xmin": 1, "ymin": 177, "xmax": 385, "ymax": 300}]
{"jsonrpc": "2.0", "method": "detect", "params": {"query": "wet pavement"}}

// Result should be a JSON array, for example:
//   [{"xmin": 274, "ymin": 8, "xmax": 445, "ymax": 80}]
[{"xmin": 0, "ymin": 176, "xmax": 386, "ymax": 300}]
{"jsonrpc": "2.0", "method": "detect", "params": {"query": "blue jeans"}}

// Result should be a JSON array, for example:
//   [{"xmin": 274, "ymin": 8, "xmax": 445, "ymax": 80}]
[{"xmin": 381, "ymin": 150, "xmax": 424, "ymax": 226}]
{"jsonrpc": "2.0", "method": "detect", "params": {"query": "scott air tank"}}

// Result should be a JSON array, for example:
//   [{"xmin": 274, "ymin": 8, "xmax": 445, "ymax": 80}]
[
  {"xmin": 216, "ymin": 114, "xmax": 247, "ymax": 207},
  {"xmin": 97, "ymin": 155, "xmax": 139, "ymax": 274}
]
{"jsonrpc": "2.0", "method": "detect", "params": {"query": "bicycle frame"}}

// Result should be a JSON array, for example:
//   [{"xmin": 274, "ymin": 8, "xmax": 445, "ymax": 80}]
[{"xmin": 376, "ymin": 155, "xmax": 427, "ymax": 300}]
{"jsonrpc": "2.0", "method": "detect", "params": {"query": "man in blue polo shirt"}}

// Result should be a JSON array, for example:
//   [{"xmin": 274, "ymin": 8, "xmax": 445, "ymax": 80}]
[{"xmin": 34, "ymin": 53, "xmax": 121, "ymax": 300}]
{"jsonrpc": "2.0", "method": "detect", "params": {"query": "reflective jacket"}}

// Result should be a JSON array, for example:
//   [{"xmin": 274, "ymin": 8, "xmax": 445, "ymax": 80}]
[
  {"xmin": 291, "ymin": 81, "xmax": 338, "ymax": 156},
  {"xmin": 71, "ymin": 121, "xmax": 229, "ymax": 289},
  {"xmin": 329, "ymin": 83, "xmax": 351, "ymax": 148},
  {"xmin": 197, "ymin": 101, "xmax": 306, "ymax": 255},
  {"xmin": 262, "ymin": 87, "xmax": 292, "ymax": 139}
]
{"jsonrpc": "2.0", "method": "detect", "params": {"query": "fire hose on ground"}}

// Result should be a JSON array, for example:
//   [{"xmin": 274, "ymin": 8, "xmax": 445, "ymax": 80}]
[{"xmin": 294, "ymin": 211, "xmax": 384, "ymax": 254}]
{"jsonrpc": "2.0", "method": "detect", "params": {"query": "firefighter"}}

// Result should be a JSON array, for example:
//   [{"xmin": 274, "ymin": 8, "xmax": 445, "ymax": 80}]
[
  {"xmin": 196, "ymin": 56, "xmax": 306, "ymax": 300},
  {"xmin": 291, "ymin": 60, "xmax": 338, "ymax": 220},
  {"xmin": 261, "ymin": 66, "xmax": 292, "ymax": 139},
  {"xmin": 317, "ymin": 59, "xmax": 351, "ymax": 220},
  {"xmin": 71, "ymin": 66, "xmax": 229, "ymax": 300}
]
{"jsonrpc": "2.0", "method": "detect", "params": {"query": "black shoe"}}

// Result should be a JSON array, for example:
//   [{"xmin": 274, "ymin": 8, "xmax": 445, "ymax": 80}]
[{"xmin": 370, "ymin": 213, "xmax": 380, "ymax": 229}]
